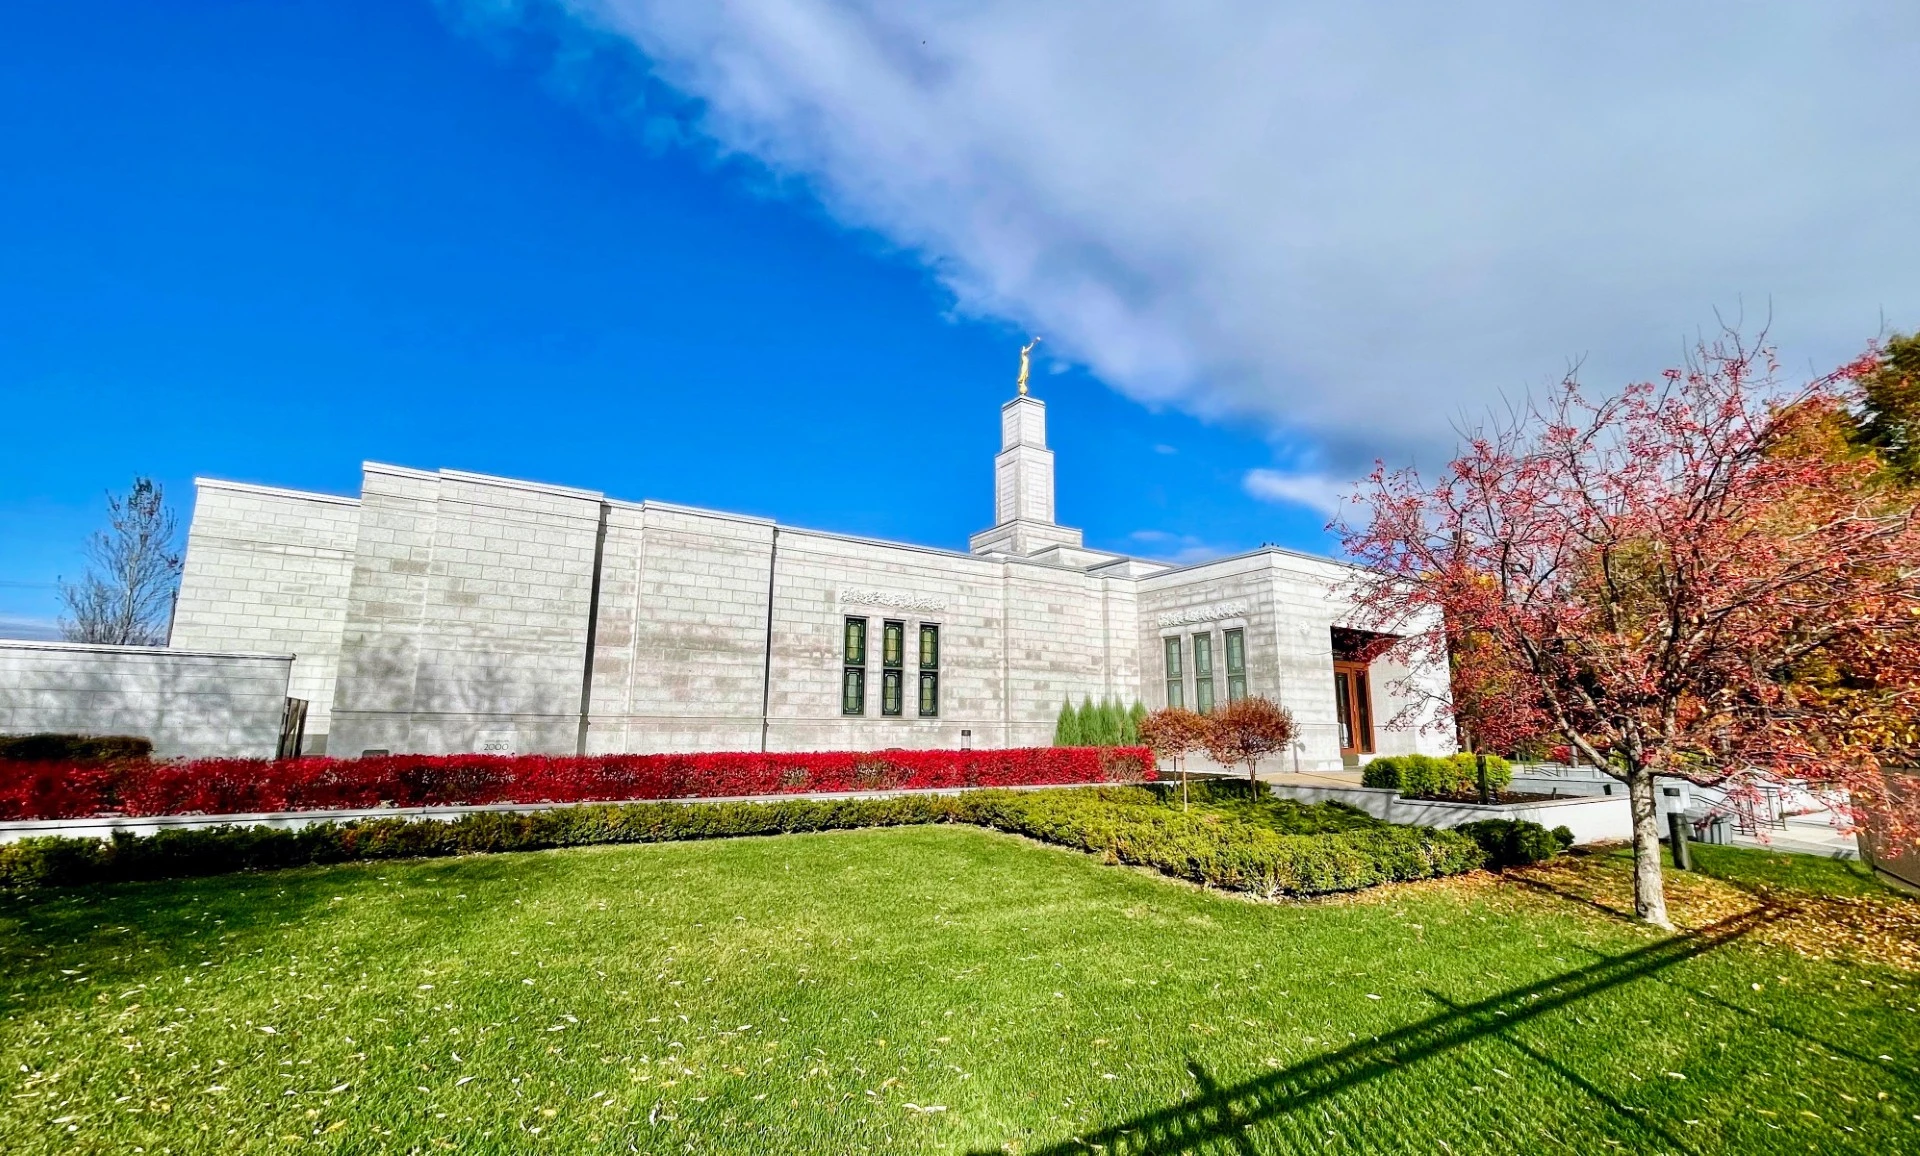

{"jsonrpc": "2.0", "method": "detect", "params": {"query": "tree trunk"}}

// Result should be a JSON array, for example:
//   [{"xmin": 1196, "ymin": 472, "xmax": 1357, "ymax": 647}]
[{"xmin": 1626, "ymin": 763, "xmax": 1671, "ymax": 928}]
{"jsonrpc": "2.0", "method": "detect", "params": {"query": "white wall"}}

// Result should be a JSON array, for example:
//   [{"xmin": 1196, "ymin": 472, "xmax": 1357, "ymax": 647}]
[
  {"xmin": 1138, "ymin": 549, "xmax": 1453, "ymax": 771},
  {"xmin": 171, "ymin": 478, "xmax": 360, "ymax": 753},
  {"xmin": 173, "ymin": 467, "xmax": 1454, "ymax": 762},
  {"xmin": 330, "ymin": 465, "xmax": 604, "ymax": 757},
  {"xmin": 0, "ymin": 640, "xmax": 293, "ymax": 759}
]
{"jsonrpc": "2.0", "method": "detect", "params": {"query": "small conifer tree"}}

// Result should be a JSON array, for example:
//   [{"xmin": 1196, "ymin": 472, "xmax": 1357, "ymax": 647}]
[
  {"xmin": 1053, "ymin": 698, "xmax": 1080, "ymax": 746},
  {"xmin": 1124, "ymin": 700, "xmax": 1148, "ymax": 744},
  {"xmin": 1077, "ymin": 696, "xmax": 1099, "ymax": 746}
]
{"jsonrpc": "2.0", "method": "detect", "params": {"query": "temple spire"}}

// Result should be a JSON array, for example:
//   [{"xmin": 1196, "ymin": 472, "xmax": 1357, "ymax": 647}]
[{"xmin": 968, "ymin": 343, "xmax": 1085, "ymax": 558}]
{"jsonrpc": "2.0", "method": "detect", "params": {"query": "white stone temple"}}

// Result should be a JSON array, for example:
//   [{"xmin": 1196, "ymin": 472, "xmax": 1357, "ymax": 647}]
[{"xmin": 155, "ymin": 380, "xmax": 1449, "ymax": 766}]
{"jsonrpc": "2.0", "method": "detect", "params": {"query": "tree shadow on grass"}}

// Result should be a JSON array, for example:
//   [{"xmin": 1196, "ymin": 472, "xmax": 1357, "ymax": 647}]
[{"xmin": 982, "ymin": 909, "xmax": 1772, "ymax": 1156}]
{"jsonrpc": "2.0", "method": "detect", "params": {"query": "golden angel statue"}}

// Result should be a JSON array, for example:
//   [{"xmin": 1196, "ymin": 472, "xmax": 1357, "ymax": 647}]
[{"xmin": 1017, "ymin": 336, "xmax": 1042, "ymax": 395}]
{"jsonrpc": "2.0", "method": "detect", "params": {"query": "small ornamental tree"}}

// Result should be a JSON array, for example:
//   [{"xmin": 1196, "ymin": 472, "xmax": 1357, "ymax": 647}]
[
  {"xmin": 1342, "ymin": 331, "xmax": 1920, "ymax": 927},
  {"xmin": 1202, "ymin": 696, "xmax": 1297, "ymax": 787},
  {"xmin": 1138, "ymin": 706, "xmax": 1211, "ymax": 809},
  {"xmin": 1053, "ymin": 699, "xmax": 1081, "ymax": 747}
]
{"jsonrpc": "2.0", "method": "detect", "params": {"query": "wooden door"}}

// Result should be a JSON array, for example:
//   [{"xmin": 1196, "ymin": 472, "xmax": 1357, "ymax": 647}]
[{"xmin": 1333, "ymin": 662, "xmax": 1374, "ymax": 757}]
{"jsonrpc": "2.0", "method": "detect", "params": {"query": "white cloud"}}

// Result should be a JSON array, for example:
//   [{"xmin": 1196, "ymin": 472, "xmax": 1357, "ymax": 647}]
[
  {"xmin": 1242, "ymin": 469, "xmax": 1349, "ymax": 517},
  {"xmin": 521, "ymin": 1, "xmax": 1920, "ymax": 469}
]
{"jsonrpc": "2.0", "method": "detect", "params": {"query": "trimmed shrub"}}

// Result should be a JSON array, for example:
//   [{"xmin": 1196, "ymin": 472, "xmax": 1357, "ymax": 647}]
[
  {"xmin": 961, "ymin": 788, "xmax": 1482, "ymax": 896},
  {"xmin": 0, "ymin": 734, "xmax": 151, "ymax": 764},
  {"xmin": 1551, "ymin": 825, "xmax": 1575, "ymax": 849},
  {"xmin": 1361, "ymin": 753, "xmax": 1511, "ymax": 797},
  {"xmin": 1455, "ymin": 818, "xmax": 1561, "ymax": 868},
  {"xmin": 0, "ymin": 785, "xmax": 1484, "ymax": 897},
  {"xmin": 0, "ymin": 747, "xmax": 1155, "ymax": 822}
]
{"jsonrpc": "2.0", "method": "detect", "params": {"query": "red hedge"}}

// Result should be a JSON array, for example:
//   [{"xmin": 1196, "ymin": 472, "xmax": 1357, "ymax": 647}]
[{"xmin": 0, "ymin": 747, "xmax": 1155, "ymax": 821}]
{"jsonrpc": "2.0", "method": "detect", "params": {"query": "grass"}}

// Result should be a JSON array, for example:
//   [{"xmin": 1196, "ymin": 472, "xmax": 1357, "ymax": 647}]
[
  {"xmin": 1681, "ymin": 840, "xmax": 1892, "ymax": 898},
  {"xmin": 2, "ymin": 825, "xmax": 1916, "ymax": 1154}
]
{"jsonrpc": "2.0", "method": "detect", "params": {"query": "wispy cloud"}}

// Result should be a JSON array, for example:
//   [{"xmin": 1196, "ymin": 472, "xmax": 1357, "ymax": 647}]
[
  {"xmin": 1128, "ymin": 529, "xmax": 1224, "ymax": 565},
  {"xmin": 1151, "ymin": 444, "xmax": 1177, "ymax": 456},
  {"xmin": 1242, "ymin": 469, "xmax": 1350, "ymax": 518},
  {"xmin": 0, "ymin": 613, "xmax": 62, "ymax": 642},
  {"xmin": 511, "ymin": 1, "xmax": 1920, "ymax": 469}
]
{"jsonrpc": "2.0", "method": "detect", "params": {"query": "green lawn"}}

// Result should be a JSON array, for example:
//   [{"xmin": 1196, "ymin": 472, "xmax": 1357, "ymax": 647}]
[{"xmin": 2, "ymin": 824, "xmax": 1915, "ymax": 1154}]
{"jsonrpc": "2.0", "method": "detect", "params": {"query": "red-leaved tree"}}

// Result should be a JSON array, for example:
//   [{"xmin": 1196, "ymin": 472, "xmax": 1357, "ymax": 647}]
[
  {"xmin": 1138, "ymin": 706, "xmax": 1212, "ymax": 809},
  {"xmin": 1202, "ymin": 697, "xmax": 1297, "ymax": 787},
  {"xmin": 1341, "ymin": 331, "xmax": 1920, "ymax": 926}
]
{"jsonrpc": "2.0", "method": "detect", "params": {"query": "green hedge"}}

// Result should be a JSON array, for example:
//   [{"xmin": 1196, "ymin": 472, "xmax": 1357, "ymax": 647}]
[
  {"xmin": 0, "ymin": 733, "xmax": 151, "ymax": 764},
  {"xmin": 967, "ymin": 788, "xmax": 1482, "ymax": 896},
  {"xmin": 0, "ymin": 788, "xmax": 1486, "ymax": 899},
  {"xmin": 1454, "ymin": 818, "xmax": 1562, "ymax": 868},
  {"xmin": 1362, "ymin": 753, "xmax": 1512, "ymax": 797}
]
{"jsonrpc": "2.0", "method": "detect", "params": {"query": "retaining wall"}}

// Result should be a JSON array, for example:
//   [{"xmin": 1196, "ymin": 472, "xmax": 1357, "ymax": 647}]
[
  {"xmin": 0, "ymin": 640, "xmax": 293, "ymax": 759},
  {"xmin": 1262, "ymin": 779, "xmax": 1633, "ymax": 845}
]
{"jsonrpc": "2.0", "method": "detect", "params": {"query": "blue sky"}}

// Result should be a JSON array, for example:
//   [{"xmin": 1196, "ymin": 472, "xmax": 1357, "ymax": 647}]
[
  {"xmin": 3, "ymin": 2, "xmax": 1916, "ymax": 639},
  {"xmin": 0, "ymin": 1, "xmax": 1316, "ymax": 638}
]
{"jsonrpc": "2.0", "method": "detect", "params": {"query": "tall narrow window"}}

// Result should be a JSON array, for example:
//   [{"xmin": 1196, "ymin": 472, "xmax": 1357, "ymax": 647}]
[
  {"xmin": 1192, "ymin": 633, "xmax": 1216, "ymax": 714},
  {"xmin": 881, "ymin": 620, "xmax": 904, "ymax": 717},
  {"xmin": 1224, "ymin": 628, "xmax": 1247, "ymax": 703},
  {"xmin": 1163, "ymin": 636, "xmax": 1185, "ymax": 709},
  {"xmin": 842, "ymin": 617, "xmax": 867, "ymax": 716},
  {"xmin": 918, "ymin": 623, "xmax": 940, "ymax": 717}
]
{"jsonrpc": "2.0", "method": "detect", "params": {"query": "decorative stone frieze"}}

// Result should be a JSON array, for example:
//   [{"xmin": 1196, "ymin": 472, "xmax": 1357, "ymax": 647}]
[
  {"xmin": 838, "ymin": 588, "xmax": 950, "ymax": 613},
  {"xmin": 1156, "ymin": 602, "xmax": 1250, "ymax": 628}
]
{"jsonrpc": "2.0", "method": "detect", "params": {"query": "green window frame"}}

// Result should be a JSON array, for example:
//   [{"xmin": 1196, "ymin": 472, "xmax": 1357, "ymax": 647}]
[
  {"xmin": 842, "ymin": 617, "xmax": 867, "ymax": 716},
  {"xmin": 918, "ymin": 623, "xmax": 940, "ymax": 717},
  {"xmin": 1193, "ymin": 632, "xmax": 1216, "ymax": 714},
  {"xmin": 1224, "ymin": 628, "xmax": 1247, "ymax": 703},
  {"xmin": 881, "ymin": 621, "xmax": 904, "ymax": 717},
  {"xmin": 1163, "ymin": 636, "xmax": 1184, "ymax": 709}
]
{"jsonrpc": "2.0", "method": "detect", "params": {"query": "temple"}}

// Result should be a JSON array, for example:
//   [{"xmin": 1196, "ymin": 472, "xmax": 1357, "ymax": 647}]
[{"xmin": 159, "ymin": 373, "xmax": 1449, "ymax": 764}]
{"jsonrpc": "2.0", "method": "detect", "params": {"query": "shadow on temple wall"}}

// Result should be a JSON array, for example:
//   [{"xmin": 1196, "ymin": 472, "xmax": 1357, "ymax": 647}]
[
  {"xmin": 331, "ymin": 642, "xmax": 581, "ymax": 756},
  {"xmin": 0, "ymin": 649, "xmax": 290, "ymax": 760},
  {"xmin": 973, "ymin": 909, "xmax": 1774, "ymax": 1156}
]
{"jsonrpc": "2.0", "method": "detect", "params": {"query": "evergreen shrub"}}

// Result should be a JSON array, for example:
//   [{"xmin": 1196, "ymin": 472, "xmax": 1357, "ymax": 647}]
[
  {"xmin": 1361, "ymin": 753, "xmax": 1512, "ymax": 797},
  {"xmin": 0, "ymin": 734, "xmax": 151, "ymax": 764},
  {"xmin": 0, "ymin": 786, "xmax": 1485, "ymax": 897},
  {"xmin": 1455, "ymin": 818, "xmax": 1562, "ymax": 868}
]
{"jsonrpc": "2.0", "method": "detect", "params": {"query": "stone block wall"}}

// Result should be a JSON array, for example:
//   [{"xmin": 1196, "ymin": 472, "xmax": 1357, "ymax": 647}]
[
  {"xmin": 768, "ymin": 530, "xmax": 1007, "ymax": 750},
  {"xmin": 585, "ymin": 503, "xmax": 773, "ymax": 754},
  {"xmin": 171, "ymin": 479, "xmax": 360, "ymax": 752},
  {"xmin": 167, "ymin": 467, "xmax": 1451, "ymax": 762},
  {"xmin": 1138, "ymin": 548, "xmax": 1452, "ymax": 772},
  {"xmin": 330, "ymin": 466, "xmax": 604, "ymax": 756},
  {"xmin": 0, "ymin": 640, "xmax": 292, "ymax": 758}
]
